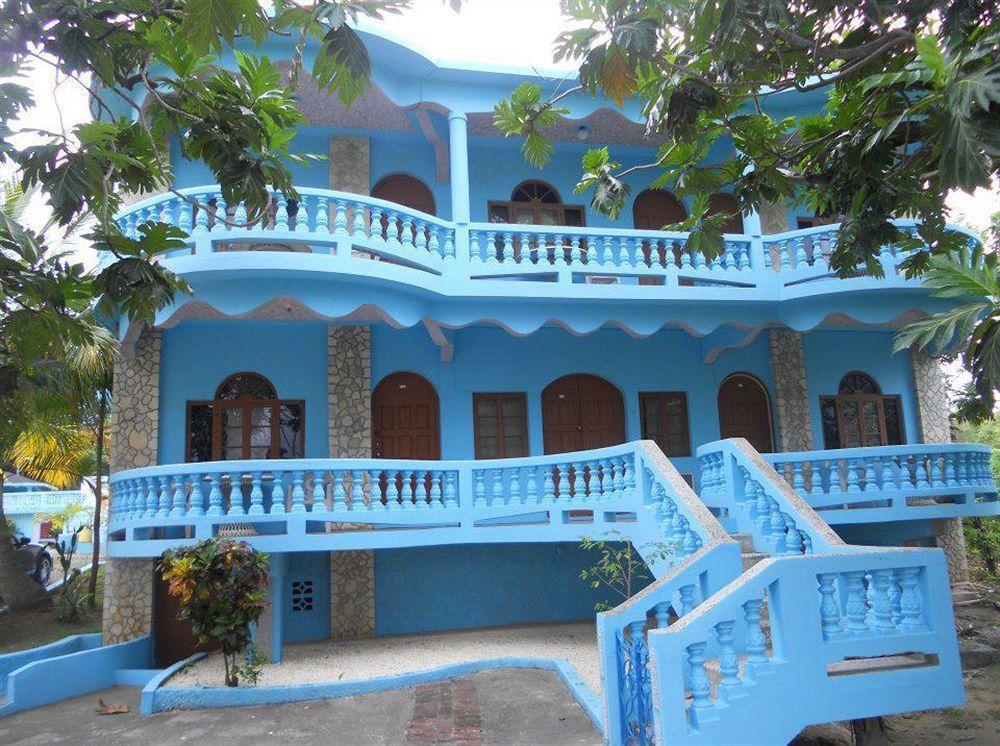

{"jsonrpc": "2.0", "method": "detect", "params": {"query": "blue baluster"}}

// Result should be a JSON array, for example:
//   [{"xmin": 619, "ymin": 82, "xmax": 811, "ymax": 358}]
[
  {"xmin": 430, "ymin": 471, "xmax": 443, "ymax": 507},
  {"xmin": 170, "ymin": 476, "xmax": 186, "ymax": 517},
  {"xmin": 351, "ymin": 470, "xmax": 365, "ymax": 509},
  {"xmin": 524, "ymin": 467, "xmax": 538, "ymax": 504},
  {"xmin": 332, "ymin": 470, "xmax": 347, "ymax": 510},
  {"xmin": 715, "ymin": 620, "xmax": 741, "ymax": 692},
  {"xmin": 474, "ymin": 471, "xmax": 486, "ymax": 506},
  {"xmin": 743, "ymin": 598, "xmax": 768, "ymax": 668},
  {"xmin": 686, "ymin": 642, "xmax": 712, "ymax": 711},
  {"xmin": 228, "ymin": 473, "xmax": 245, "ymax": 516},
  {"xmin": 444, "ymin": 471, "xmax": 458, "ymax": 508},
  {"xmin": 400, "ymin": 470, "xmax": 414, "ymax": 509},
  {"xmin": 818, "ymin": 573, "xmax": 843, "ymax": 640},
  {"xmin": 248, "ymin": 472, "xmax": 264, "ymax": 515},
  {"xmin": 843, "ymin": 570, "xmax": 868, "ymax": 634},
  {"xmin": 206, "ymin": 474, "xmax": 224, "ymax": 516},
  {"xmin": 414, "ymin": 470, "xmax": 429, "ymax": 509},
  {"xmin": 270, "ymin": 472, "xmax": 286, "ymax": 514}
]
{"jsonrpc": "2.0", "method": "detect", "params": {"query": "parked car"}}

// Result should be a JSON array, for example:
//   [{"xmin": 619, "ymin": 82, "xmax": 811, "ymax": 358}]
[{"xmin": 9, "ymin": 535, "xmax": 54, "ymax": 586}]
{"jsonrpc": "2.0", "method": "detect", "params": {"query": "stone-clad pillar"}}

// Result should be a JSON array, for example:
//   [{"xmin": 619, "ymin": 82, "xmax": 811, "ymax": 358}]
[
  {"xmin": 103, "ymin": 327, "xmax": 160, "ymax": 645},
  {"xmin": 327, "ymin": 326, "xmax": 376, "ymax": 639},
  {"xmin": 910, "ymin": 350, "xmax": 970, "ymax": 583},
  {"xmin": 768, "ymin": 328, "xmax": 814, "ymax": 452}
]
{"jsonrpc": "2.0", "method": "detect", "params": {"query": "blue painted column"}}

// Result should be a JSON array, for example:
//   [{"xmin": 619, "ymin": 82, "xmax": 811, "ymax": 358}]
[
  {"xmin": 269, "ymin": 553, "xmax": 288, "ymax": 663},
  {"xmin": 448, "ymin": 111, "xmax": 470, "ymax": 224}
]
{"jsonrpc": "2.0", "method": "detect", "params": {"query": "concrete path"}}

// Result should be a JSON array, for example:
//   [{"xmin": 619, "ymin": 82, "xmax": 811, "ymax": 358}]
[
  {"xmin": 169, "ymin": 621, "xmax": 601, "ymax": 697},
  {"xmin": 0, "ymin": 669, "xmax": 602, "ymax": 745}
]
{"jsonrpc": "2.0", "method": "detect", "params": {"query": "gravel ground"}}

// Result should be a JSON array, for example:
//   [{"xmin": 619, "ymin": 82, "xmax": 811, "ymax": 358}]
[{"xmin": 168, "ymin": 621, "xmax": 601, "ymax": 697}]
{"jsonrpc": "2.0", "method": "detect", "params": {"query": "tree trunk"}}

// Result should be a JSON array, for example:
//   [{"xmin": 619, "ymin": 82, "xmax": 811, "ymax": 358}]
[
  {"xmin": 87, "ymin": 392, "xmax": 107, "ymax": 608},
  {"xmin": 0, "ymin": 474, "xmax": 52, "ymax": 611},
  {"xmin": 852, "ymin": 717, "xmax": 891, "ymax": 745}
]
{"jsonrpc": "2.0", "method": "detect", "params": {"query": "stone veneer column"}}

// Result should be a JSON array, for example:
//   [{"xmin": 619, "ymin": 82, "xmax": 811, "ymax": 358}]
[
  {"xmin": 327, "ymin": 325, "xmax": 376, "ymax": 639},
  {"xmin": 103, "ymin": 327, "xmax": 160, "ymax": 644},
  {"xmin": 326, "ymin": 135, "xmax": 377, "ymax": 640},
  {"xmin": 910, "ymin": 350, "xmax": 970, "ymax": 582},
  {"xmin": 768, "ymin": 328, "xmax": 814, "ymax": 452}
]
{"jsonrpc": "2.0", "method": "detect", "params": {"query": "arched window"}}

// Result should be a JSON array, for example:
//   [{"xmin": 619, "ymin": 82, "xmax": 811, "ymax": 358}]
[
  {"xmin": 186, "ymin": 373, "xmax": 304, "ymax": 462},
  {"xmin": 820, "ymin": 372, "xmax": 903, "ymax": 449},
  {"xmin": 706, "ymin": 193, "xmax": 745, "ymax": 234},
  {"xmin": 488, "ymin": 180, "xmax": 585, "ymax": 227},
  {"xmin": 632, "ymin": 189, "xmax": 687, "ymax": 230}
]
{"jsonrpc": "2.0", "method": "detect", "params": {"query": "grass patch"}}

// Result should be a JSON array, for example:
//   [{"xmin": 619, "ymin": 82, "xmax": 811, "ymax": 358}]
[{"xmin": 0, "ymin": 568, "xmax": 104, "ymax": 654}]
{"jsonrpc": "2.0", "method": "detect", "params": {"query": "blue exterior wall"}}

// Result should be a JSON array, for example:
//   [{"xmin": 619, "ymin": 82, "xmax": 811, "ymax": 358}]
[
  {"xmin": 158, "ymin": 321, "xmax": 329, "ymax": 464},
  {"xmin": 374, "ymin": 542, "xmax": 639, "ymax": 635},
  {"xmin": 156, "ymin": 322, "xmax": 923, "ymax": 476},
  {"xmin": 371, "ymin": 324, "xmax": 776, "ymax": 477},
  {"xmin": 802, "ymin": 331, "xmax": 919, "ymax": 448},
  {"xmin": 282, "ymin": 552, "xmax": 331, "ymax": 643}
]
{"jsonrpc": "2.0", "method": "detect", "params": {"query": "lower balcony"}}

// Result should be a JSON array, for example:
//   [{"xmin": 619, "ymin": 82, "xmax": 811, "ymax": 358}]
[{"xmin": 107, "ymin": 440, "xmax": 998, "ymax": 557}]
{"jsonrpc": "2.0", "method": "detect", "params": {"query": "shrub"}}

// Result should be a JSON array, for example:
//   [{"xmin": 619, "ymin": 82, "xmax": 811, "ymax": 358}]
[{"xmin": 160, "ymin": 539, "xmax": 269, "ymax": 687}]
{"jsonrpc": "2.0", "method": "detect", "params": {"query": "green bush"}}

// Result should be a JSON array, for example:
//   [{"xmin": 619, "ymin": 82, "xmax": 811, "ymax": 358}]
[{"xmin": 161, "ymin": 539, "xmax": 269, "ymax": 687}]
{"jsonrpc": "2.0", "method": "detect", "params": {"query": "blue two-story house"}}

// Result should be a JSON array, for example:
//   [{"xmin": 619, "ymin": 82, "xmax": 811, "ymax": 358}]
[{"xmin": 98, "ymin": 24, "xmax": 998, "ymax": 745}]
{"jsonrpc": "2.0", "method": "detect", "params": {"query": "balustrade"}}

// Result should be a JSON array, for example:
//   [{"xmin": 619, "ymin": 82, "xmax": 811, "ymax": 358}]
[
  {"xmin": 763, "ymin": 444, "xmax": 998, "ymax": 523},
  {"xmin": 115, "ymin": 187, "xmax": 978, "ymax": 300}
]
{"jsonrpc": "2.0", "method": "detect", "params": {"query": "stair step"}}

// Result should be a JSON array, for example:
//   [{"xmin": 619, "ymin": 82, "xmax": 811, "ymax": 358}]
[
  {"xmin": 732, "ymin": 533, "xmax": 755, "ymax": 553},
  {"xmin": 742, "ymin": 552, "xmax": 767, "ymax": 571}
]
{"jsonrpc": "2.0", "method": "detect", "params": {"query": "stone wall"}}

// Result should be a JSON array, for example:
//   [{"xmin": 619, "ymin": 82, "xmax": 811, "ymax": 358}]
[
  {"xmin": 328, "ymin": 136, "xmax": 370, "ymax": 195},
  {"xmin": 103, "ymin": 327, "xmax": 161, "ymax": 644},
  {"xmin": 102, "ymin": 557, "xmax": 155, "ymax": 644},
  {"xmin": 109, "ymin": 327, "xmax": 161, "ymax": 472},
  {"xmin": 327, "ymin": 326, "xmax": 372, "ymax": 459},
  {"xmin": 768, "ymin": 329, "xmax": 814, "ymax": 452},
  {"xmin": 327, "ymin": 323, "xmax": 376, "ymax": 638},
  {"xmin": 910, "ymin": 350, "xmax": 969, "ymax": 582}
]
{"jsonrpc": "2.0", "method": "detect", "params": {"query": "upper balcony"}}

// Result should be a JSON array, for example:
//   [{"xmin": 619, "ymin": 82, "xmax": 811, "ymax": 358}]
[{"xmin": 117, "ymin": 186, "xmax": 976, "ymax": 338}]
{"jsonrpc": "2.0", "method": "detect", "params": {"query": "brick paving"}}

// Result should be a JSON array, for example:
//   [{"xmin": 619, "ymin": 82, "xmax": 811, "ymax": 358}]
[{"xmin": 405, "ymin": 680, "xmax": 483, "ymax": 745}]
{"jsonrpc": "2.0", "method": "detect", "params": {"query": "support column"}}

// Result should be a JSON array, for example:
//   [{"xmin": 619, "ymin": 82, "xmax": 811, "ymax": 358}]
[
  {"xmin": 448, "ymin": 111, "xmax": 470, "ymax": 224},
  {"xmin": 768, "ymin": 328, "xmax": 814, "ymax": 452},
  {"xmin": 268, "ymin": 554, "xmax": 288, "ymax": 663},
  {"xmin": 103, "ymin": 327, "xmax": 161, "ymax": 645},
  {"xmin": 910, "ymin": 350, "xmax": 970, "ymax": 583},
  {"xmin": 327, "ymin": 326, "xmax": 376, "ymax": 639}
]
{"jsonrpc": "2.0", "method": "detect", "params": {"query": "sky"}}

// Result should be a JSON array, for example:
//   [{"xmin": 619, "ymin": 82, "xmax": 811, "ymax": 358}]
[{"xmin": 9, "ymin": 0, "xmax": 999, "ymax": 261}]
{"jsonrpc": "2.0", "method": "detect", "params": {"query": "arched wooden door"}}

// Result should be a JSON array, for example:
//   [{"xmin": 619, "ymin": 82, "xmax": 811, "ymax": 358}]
[
  {"xmin": 542, "ymin": 374, "xmax": 626, "ymax": 454},
  {"xmin": 632, "ymin": 189, "xmax": 687, "ymax": 230},
  {"xmin": 372, "ymin": 372, "xmax": 441, "ymax": 459},
  {"xmin": 717, "ymin": 374, "xmax": 775, "ymax": 453},
  {"xmin": 371, "ymin": 174, "xmax": 436, "ymax": 216}
]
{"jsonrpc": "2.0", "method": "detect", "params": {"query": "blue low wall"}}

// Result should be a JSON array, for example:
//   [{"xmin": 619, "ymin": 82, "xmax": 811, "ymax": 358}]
[
  {"xmin": 0, "ymin": 633, "xmax": 102, "ymax": 698},
  {"xmin": 143, "ymin": 655, "xmax": 604, "ymax": 733},
  {"xmin": 0, "ymin": 635, "xmax": 153, "ymax": 717}
]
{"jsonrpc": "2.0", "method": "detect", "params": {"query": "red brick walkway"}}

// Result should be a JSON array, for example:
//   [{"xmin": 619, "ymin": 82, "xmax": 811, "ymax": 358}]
[{"xmin": 404, "ymin": 680, "xmax": 483, "ymax": 744}]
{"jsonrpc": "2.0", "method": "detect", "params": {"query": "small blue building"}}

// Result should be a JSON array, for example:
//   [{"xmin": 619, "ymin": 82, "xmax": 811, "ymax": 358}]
[
  {"xmin": 96, "ymin": 24, "xmax": 997, "ymax": 744},
  {"xmin": 3, "ymin": 473, "xmax": 93, "ymax": 551}
]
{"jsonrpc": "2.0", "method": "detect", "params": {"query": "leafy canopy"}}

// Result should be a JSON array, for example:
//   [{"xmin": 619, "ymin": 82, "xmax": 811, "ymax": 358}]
[{"xmin": 495, "ymin": 1, "xmax": 999, "ymax": 275}]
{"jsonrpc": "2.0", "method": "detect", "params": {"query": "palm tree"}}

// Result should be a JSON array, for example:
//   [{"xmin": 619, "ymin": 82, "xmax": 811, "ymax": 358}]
[{"xmin": 894, "ymin": 239, "xmax": 1000, "ymax": 422}]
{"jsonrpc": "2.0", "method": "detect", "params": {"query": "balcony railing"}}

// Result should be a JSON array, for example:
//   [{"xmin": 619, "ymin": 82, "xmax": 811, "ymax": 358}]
[
  {"xmin": 116, "ymin": 186, "xmax": 979, "ymax": 300},
  {"xmin": 106, "ymin": 441, "xmax": 725, "ymax": 559},
  {"xmin": 699, "ymin": 441, "xmax": 998, "ymax": 525}
]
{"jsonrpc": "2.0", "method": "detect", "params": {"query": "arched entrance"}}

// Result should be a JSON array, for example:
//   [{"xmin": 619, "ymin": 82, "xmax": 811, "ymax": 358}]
[
  {"xmin": 372, "ymin": 372, "xmax": 441, "ymax": 459},
  {"xmin": 371, "ymin": 173, "xmax": 436, "ymax": 215},
  {"xmin": 542, "ymin": 374, "xmax": 626, "ymax": 454},
  {"xmin": 717, "ymin": 373, "xmax": 775, "ymax": 453}
]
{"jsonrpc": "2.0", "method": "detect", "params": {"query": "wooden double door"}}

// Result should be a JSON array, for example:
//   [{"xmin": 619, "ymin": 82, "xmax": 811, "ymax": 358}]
[
  {"xmin": 542, "ymin": 374, "xmax": 627, "ymax": 454},
  {"xmin": 372, "ymin": 372, "xmax": 441, "ymax": 459}
]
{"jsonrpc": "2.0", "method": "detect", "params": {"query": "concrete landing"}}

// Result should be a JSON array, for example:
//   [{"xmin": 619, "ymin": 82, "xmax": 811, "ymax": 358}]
[{"xmin": 168, "ymin": 621, "xmax": 601, "ymax": 698}]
